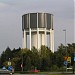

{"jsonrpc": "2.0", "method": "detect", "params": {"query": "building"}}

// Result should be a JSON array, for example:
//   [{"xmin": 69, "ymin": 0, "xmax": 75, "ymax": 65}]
[{"xmin": 22, "ymin": 13, "xmax": 54, "ymax": 53}]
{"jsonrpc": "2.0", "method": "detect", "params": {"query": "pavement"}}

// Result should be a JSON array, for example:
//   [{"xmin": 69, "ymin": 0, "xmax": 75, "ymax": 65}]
[
  {"xmin": 13, "ymin": 72, "xmax": 75, "ymax": 75},
  {"xmin": 13, "ymin": 74, "xmax": 48, "ymax": 75}
]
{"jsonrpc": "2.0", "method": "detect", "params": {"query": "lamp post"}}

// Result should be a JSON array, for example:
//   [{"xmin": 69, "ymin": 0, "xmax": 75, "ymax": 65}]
[
  {"xmin": 63, "ymin": 29, "xmax": 66, "ymax": 51},
  {"xmin": 63, "ymin": 29, "xmax": 67, "ymax": 72}
]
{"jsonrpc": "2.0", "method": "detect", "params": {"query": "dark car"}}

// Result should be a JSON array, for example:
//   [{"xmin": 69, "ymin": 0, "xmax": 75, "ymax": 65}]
[{"xmin": 0, "ymin": 69, "xmax": 11, "ymax": 75}]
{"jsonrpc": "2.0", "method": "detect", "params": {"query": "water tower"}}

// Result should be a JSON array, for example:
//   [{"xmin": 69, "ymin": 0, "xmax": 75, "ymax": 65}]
[{"xmin": 22, "ymin": 13, "xmax": 54, "ymax": 53}]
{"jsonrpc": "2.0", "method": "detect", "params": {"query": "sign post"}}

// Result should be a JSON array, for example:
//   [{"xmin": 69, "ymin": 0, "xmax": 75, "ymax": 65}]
[
  {"xmin": 64, "ymin": 56, "xmax": 72, "ymax": 72},
  {"xmin": 64, "ymin": 56, "xmax": 68, "ymax": 72},
  {"xmin": 73, "ymin": 52, "xmax": 75, "ymax": 74}
]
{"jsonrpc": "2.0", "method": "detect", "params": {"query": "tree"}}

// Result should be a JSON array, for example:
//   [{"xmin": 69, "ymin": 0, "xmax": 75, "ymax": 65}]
[
  {"xmin": 4, "ymin": 47, "xmax": 12, "ymax": 61},
  {"xmin": 0, "ymin": 43, "xmax": 75, "ymax": 71},
  {"xmin": 0, "ymin": 56, "xmax": 1, "ymax": 68},
  {"xmin": 24, "ymin": 56, "xmax": 31, "ymax": 71},
  {"xmin": 0, "ymin": 51, "xmax": 6, "ymax": 67},
  {"xmin": 40, "ymin": 45, "xmax": 54, "ymax": 71},
  {"xmin": 54, "ymin": 44, "xmax": 65, "ymax": 68},
  {"xmin": 0, "ymin": 46, "xmax": 12, "ymax": 67},
  {"xmin": 31, "ymin": 47, "xmax": 40, "ymax": 70}
]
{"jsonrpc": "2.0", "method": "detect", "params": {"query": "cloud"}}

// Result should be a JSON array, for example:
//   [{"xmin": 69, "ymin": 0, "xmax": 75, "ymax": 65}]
[
  {"xmin": 0, "ymin": 2, "xmax": 15, "ymax": 13},
  {"xmin": 0, "ymin": 0, "xmax": 74, "ymax": 53},
  {"xmin": 0, "ymin": 2, "xmax": 10, "ymax": 12},
  {"xmin": 0, "ymin": 2, "xmax": 8, "ymax": 7}
]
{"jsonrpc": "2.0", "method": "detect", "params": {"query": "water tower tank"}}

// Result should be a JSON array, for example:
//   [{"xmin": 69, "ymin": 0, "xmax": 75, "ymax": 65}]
[{"xmin": 22, "ymin": 13, "xmax": 54, "ymax": 53}]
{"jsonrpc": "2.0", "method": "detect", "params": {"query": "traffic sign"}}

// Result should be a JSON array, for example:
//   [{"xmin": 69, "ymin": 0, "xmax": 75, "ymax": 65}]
[
  {"xmin": 2, "ymin": 66, "xmax": 6, "ymax": 70},
  {"xmin": 8, "ymin": 61, "xmax": 11, "ymax": 66},
  {"xmin": 67, "ymin": 57, "xmax": 71, "ymax": 63},
  {"xmin": 8, "ymin": 65, "xmax": 13, "ymax": 71},
  {"xmin": 64, "ymin": 56, "xmax": 68, "ymax": 61},
  {"xmin": 64, "ymin": 61, "xmax": 68, "ymax": 66}
]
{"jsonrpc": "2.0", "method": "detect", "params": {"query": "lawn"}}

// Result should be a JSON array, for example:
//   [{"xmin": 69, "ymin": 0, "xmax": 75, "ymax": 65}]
[
  {"xmin": 48, "ymin": 74, "xmax": 65, "ymax": 75},
  {"xmin": 48, "ymin": 73, "xmax": 74, "ymax": 75},
  {"xmin": 13, "ymin": 71, "xmax": 74, "ymax": 75}
]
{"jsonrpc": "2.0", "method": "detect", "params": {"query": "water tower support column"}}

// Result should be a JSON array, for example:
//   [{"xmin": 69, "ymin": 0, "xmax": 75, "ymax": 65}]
[
  {"xmin": 29, "ymin": 28, "xmax": 31, "ymax": 50},
  {"xmin": 45, "ymin": 28, "xmax": 47, "ymax": 46},
  {"xmin": 50, "ymin": 29, "xmax": 54, "ymax": 53}
]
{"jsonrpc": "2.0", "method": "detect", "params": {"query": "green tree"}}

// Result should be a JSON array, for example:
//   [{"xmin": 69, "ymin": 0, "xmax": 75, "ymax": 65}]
[
  {"xmin": 24, "ymin": 56, "xmax": 31, "ymax": 71},
  {"xmin": 0, "ymin": 47, "xmax": 12, "ymax": 67},
  {"xmin": 31, "ymin": 47, "xmax": 40, "ymax": 70},
  {"xmin": 40, "ymin": 45, "xmax": 53, "ymax": 71},
  {"xmin": 1, "ymin": 43, "xmax": 75, "ymax": 71},
  {"xmin": 4, "ymin": 47, "xmax": 12, "ymax": 60},
  {"xmin": 54, "ymin": 44, "xmax": 65, "ymax": 68}
]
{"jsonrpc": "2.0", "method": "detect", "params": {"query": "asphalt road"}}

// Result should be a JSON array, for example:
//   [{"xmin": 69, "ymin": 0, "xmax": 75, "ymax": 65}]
[
  {"xmin": 13, "ymin": 74, "xmax": 74, "ymax": 75},
  {"xmin": 14, "ymin": 74, "xmax": 47, "ymax": 75},
  {"xmin": 13, "ymin": 72, "xmax": 75, "ymax": 75}
]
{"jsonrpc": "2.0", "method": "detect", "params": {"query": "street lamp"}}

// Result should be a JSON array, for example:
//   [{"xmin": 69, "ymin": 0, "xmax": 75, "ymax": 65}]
[
  {"xmin": 63, "ymin": 29, "xmax": 66, "ymax": 50},
  {"xmin": 63, "ymin": 29, "xmax": 67, "ymax": 72}
]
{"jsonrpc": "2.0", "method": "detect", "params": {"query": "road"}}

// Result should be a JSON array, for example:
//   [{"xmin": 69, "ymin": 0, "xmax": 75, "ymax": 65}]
[
  {"xmin": 13, "ymin": 74, "xmax": 74, "ymax": 75},
  {"xmin": 12, "ymin": 71, "xmax": 75, "ymax": 75},
  {"xmin": 13, "ymin": 72, "xmax": 75, "ymax": 75},
  {"xmin": 14, "ymin": 74, "xmax": 47, "ymax": 75}
]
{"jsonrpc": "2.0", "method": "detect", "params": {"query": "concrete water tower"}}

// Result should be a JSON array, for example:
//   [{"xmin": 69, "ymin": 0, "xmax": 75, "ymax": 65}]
[{"xmin": 22, "ymin": 13, "xmax": 54, "ymax": 53}]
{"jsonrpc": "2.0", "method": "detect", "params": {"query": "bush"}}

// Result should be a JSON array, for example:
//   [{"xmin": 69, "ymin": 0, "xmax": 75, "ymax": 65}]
[
  {"xmin": 20, "ymin": 71, "xmax": 38, "ymax": 74},
  {"xmin": 59, "ymin": 66, "xmax": 66, "ymax": 72},
  {"xmin": 51, "ymin": 65, "xmax": 59, "ymax": 71}
]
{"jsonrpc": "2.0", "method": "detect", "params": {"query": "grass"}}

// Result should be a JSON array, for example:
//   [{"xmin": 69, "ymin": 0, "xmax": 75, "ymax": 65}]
[
  {"xmin": 13, "ymin": 73, "xmax": 72, "ymax": 75},
  {"xmin": 48, "ymin": 73, "xmax": 65, "ymax": 75},
  {"xmin": 48, "ymin": 74, "xmax": 74, "ymax": 75},
  {"xmin": 49, "ymin": 74, "xmax": 63, "ymax": 75},
  {"xmin": 48, "ymin": 73, "xmax": 74, "ymax": 75},
  {"xmin": 13, "ymin": 71, "xmax": 74, "ymax": 75},
  {"xmin": 43, "ymin": 73, "xmax": 61, "ymax": 75},
  {"xmin": 49, "ymin": 74, "xmax": 66, "ymax": 75}
]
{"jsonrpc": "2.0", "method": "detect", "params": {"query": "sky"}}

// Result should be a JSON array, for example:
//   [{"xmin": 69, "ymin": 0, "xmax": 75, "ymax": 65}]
[{"xmin": 0, "ymin": 0, "xmax": 74, "ymax": 54}]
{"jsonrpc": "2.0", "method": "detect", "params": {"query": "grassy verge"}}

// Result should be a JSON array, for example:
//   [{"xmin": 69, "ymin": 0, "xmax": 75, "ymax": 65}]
[
  {"xmin": 48, "ymin": 74, "xmax": 66, "ymax": 75},
  {"xmin": 13, "ymin": 71, "xmax": 74, "ymax": 75},
  {"xmin": 48, "ymin": 73, "xmax": 74, "ymax": 75}
]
